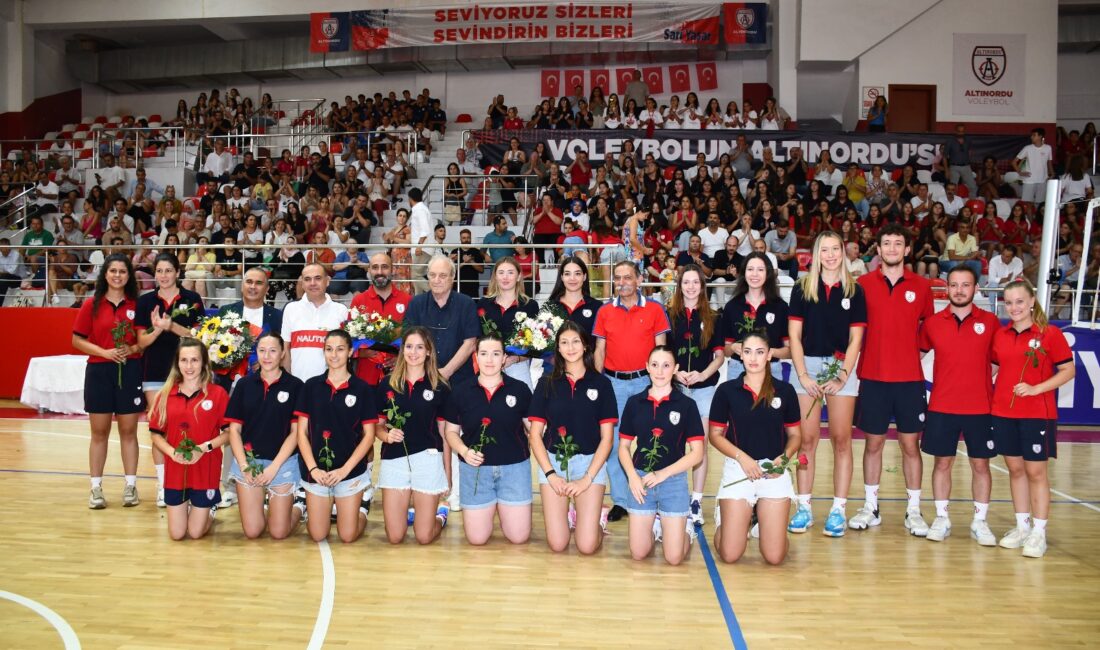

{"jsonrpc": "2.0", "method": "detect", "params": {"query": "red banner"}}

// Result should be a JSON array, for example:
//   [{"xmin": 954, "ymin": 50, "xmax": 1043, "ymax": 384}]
[
  {"xmin": 696, "ymin": 62, "xmax": 718, "ymax": 91},
  {"xmin": 541, "ymin": 69, "xmax": 561, "ymax": 98},
  {"xmin": 642, "ymin": 66, "xmax": 665, "ymax": 95},
  {"xmin": 669, "ymin": 64, "xmax": 691, "ymax": 93},
  {"xmin": 616, "ymin": 68, "xmax": 636, "ymax": 94},
  {"xmin": 563, "ymin": 69, "xmax": 586, "ymax": 94},
  {"xmin": 590, "ymin": 69, "xmax": 610, "ymax": 96}
]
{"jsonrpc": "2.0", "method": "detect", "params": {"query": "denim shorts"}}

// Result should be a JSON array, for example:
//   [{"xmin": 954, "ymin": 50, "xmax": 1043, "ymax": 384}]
[
  {"xmin": 142, "ymin": 381, "xmax": 166, "ymax": 392},
  {"xmin": 503, "ymin": 359, "xmax": 533, "ymax": 390},
  {"xmin": 716, "ymin": 457, "xmax": 795, "ymax": 505},
  {"xmin": 459, "ymin": 457, "xmax": 533, "ymax": 509},
  {"xmin": 625, "ymin": 469, "xmax": 691, "ymax": 518},
  {"xmin": 678, "ymin": 385, "xmax": 716, "ymax": 426},
  {"xmin": 377, "ymin": 448, "xmax": 449, "ymax": 494},
  {"xmin": 301, "ymin": 467, "xmax": 372, "ymax": 499},
  {"xmin": 791, "ymin": 355, "xmax": 859, "ymax": 397},
  {"xmin": 229, "ymin": 454, "xmax": 302, "ymax": 490},
  {"xmin": 536, "ymin": 452, "xmax": 608, "ymax": 486}
]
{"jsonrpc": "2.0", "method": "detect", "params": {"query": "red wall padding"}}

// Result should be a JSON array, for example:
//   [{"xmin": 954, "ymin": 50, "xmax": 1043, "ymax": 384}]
[{"xmin": 0, "ymin": 308, "xmax": 80, "ymax": 399}]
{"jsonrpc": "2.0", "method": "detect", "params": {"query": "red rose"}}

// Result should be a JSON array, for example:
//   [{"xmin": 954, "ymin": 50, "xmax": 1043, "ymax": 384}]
[
  {"xmin": 481, "ymin": 417, "xmax": 492, "ymax": 427},
  {"xmin": 652, "ymin": 427, "xmax": 663, "ymax": 438},
  {"xmin": 477, "ymin": 308, "xmax": 486, "ymax": 317},
  {"xmin": 798, "ymin": 453, "xmax": 809, "ymax": 466},
  {"xmin": 243, "ymin": 442, "xmax": 253, "ymax": 452},
  {"xmin": 684, "ymin": 332, "xmax": 693, "ymax": 340},
  {"xmin": 322, "ymin": 430, "xmax": 331, "ymax": 440},
  {"xmin": 386, "ymin": 391, "xmax": 395, "ymax": 401},
  {"xmin": 834, "ymin": 352, "xmax": 846, "ymax": 361},
  {"xmin": 558, "ymin": 426, "xmax": 567, "ymax": 438}
]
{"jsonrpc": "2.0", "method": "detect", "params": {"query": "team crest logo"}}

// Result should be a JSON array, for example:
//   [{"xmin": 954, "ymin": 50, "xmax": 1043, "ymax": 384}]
[
  {"xmin": 986, "ymin": 440, "xmax": 995, "ymax": 450},
  {"xmin": 918, "ymin": 413, "xmax": 925, "ymax": 422},
  {"xmin": 506, "ymin": 394, "xmax": 517, "ymax": 408},
  {"xmin": 423, "ymin": 389, "xmax": 434, "ymax": 402},
  {"xmin": 735, "ymin": 8, "xmax": 756, "ymax": 28},
  {"xmin": 1032, "ymin": 444, "xmax": 1042, "ymax": 454},
  {"xmin": 201, "ymin": 399, "xmax": 213, "ymax": 411},
  {"xmin": 582, "ymin": 309, "xmax": 592, "ymax": 318},
  {"xmin": 905, "ymin": 291, "xmax": 916, "ymax": 303},
  {"xmin": 134, "ymin": 397, "xmax": 142, "ymax": 406},
  {"xmin": 974, "ymin": 323, "xmax": 986, "ymax": 335},
  {"xmin": 321, "ymin": 17, "xmax": 339, "ymax": 39},
  {"xmin": 396, "ymin": 303, "xmax": 405, "ymax": 314},
  {"xmin": 841, "ymin": 299, "xmax": 851, "ymax": 310},
  {"xmin": 207, "ymin": 489, "xmax": 217, "ymax": 500},
  {"xmin": 345, "ymin": 394, "xmax": 357, "ymax": 407},
  {"xmin": 586, "ymin": 389, "xmax": 599, "ymax": 401},
  {"xmin": 1039, "ymin": 430, "xmax": 1045, "ymax": 436},
  {"xmin": 765, "ymin": 312, "xmax": 775, "ymax": 324},
  {"xmin": 126, "ymin": 309, "xmax": 136, "ymax": 319},
  {"xmin": 972, "ymin": 46, "xmax": 1006, "ymax": 86},
  {"xmin": 277, "ymin": 391, "xmax": 289, "ymax": 403},
  {"xmin": 669, "ymin": 411, "xmax": 681, "ymax": 425},
  {"xmin": 771, "ymin": 397, "xmax": 782, "ymax": 409}
]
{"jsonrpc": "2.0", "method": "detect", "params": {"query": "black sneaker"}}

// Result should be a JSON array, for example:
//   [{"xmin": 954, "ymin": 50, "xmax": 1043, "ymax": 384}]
[{"xmin": 607, "ymin": 505, "xmax": 627, "ymax": 522}]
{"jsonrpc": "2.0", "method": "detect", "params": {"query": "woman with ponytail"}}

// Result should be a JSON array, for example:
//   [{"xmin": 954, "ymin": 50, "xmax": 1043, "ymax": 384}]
[
  {"xmin": 708, "ymin": 331, "xmax": 802, "ymax": 565},
  {"xmin": 990, "ymin": 279, "xmax": 1075, "ymax": 558}
]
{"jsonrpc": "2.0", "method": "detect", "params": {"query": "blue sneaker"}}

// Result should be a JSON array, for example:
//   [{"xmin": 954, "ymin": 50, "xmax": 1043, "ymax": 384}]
[
  {"xmin": 406, "ymin": 507, "xmax": 415, "ymax": 526},
  {"xmin": 823, "ymin": 508, "xmax": 847, "ymax": 537},
  {"xmin": 436, "ymin": 504, "xmax": 450, "ymax": 528},
  {"xmin": 788, "ymin": 505, "xmax": 813, "ymax": 533}
]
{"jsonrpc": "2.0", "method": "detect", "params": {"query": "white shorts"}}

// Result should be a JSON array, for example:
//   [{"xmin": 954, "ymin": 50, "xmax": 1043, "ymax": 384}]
[
  {"xmin": 716, "ymin": 457, "xmax": 795, "ymax": 505},
  {"xmin": 377, "ymin": 448, "xmax": 449, "ymax": 495},
  {"xmin": 1020, "ymin": 182, "xmax": 1045, "ymax": 203}
]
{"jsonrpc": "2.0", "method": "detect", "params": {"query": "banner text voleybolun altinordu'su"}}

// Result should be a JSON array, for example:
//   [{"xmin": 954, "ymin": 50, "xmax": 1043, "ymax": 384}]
[{"xmin": 475, "ymin": 129, "xmax": 1029, "ymax": 171}]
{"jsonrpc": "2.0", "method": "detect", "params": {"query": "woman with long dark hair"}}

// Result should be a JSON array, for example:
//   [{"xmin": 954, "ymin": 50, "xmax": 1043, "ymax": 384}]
[
  {"xmin": 72, "ymin": 254, "xmax": 143, "ymax": 509},
  {"xmin": 548, "ymin": 255, "xmax": 605, "ymax": 335},
  {"xmin": 720, "ymin": 251, "xmax": 790, "ymax": 379}
]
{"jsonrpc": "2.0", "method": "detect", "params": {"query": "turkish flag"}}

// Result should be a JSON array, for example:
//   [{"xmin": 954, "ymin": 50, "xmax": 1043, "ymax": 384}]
[
  {"xmin": 564, "ymin": 69, "xmax": 586, "ymax": 95},
  {"xmin": 642, "ymin": 66, "xmax": 665, "ymax": 95},
  {"xmin": 590, "ymin": 69, "xmax": 610, "ymax": 96},
  {"xmin": 669, "ymin": 64, "xmax": 691, "ymax": 93},
  {"xmin": 540, "ymin": 70, "xmax": 561, "ymax": 98},
  {"xmin": 616, "ymin": 68, "xmax": 635, "ymax": 94},
  {"xmin": 696, "ymin": 62, "xmax": 718, "ymax": 91}
]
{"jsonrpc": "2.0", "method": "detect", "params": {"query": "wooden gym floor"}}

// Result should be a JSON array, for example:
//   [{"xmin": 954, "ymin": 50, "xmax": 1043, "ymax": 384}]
[{"xmin": 1, "ymin": 408, "xmax": 1099, "ymax": 649}]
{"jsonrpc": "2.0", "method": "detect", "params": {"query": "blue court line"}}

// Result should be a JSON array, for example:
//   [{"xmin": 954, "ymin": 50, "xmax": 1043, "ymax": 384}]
[{"xmin": 696, "ymin": 525, "xmax": 749, "ymax": 650}]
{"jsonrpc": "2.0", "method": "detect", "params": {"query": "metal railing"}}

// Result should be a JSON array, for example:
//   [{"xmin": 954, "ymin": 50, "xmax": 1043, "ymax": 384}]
[
  {"xmin": 91, "ymin": 126, "xmax": 189, "ymax": 169},
  {"xmin": 0, "ymin": 185, "xmax": 37, "ymax": 232},
  {"xmin": 418, "ymin": 172, "xmax": 541, "ymax": 237}
]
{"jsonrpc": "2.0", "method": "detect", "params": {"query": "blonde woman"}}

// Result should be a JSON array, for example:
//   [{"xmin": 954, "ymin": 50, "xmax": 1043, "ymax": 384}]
[
  {"xmin": 183, "ymin": 236, "xmax": 216, "ymax": 299},
  {"xmin": 787, "ymin": 231, "xmax": 866, "ymax": 538},
  {"xmin": 476, "ymin": 257, "xmax": 540, "ymax": 388}
]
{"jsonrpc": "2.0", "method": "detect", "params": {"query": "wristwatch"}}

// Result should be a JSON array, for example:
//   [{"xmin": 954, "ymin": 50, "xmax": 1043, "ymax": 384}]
[{"xmin": 202, "ymin": 442, "xmax": 215, "ymax": 453}]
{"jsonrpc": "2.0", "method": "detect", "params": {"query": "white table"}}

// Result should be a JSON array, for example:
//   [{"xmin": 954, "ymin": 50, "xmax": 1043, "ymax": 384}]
[{"xmin": 20, "ymin": 355, "xmax": 89, "ymax": 415}]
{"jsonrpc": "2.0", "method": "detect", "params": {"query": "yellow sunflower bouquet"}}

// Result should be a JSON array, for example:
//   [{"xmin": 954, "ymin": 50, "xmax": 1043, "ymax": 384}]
[{"xmin": 190, "ymin": 311, "xmax": 255, "ymax": 370}]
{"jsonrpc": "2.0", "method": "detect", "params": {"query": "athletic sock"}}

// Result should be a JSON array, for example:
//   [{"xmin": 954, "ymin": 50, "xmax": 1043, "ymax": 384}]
[
  {"xmin": 1032, "ymin": 518, "xmax": 1047, "ymax": 531},
  {"xmin": 973, "ymin": 502, "xmax": 989, "ymax": 521},
  {"xmin": 691, "ymin": 491, "xmax": 703, "ymax": 503},
  {"xmin": 155, "ymin": 463, "xmax": 165, "ymax": 486},
  {"xmin": 906, "ymin": 489, "xmax": 922, "ymax": 510},
  {"xmin": 934, "ymin": 500, "xmax": 950, "ymax": 518},
  {"xmin": 90, "ymin": 476, "xmax": 103, "ymax": 489},
  {"xmin": 831, "ymin": 497, "xmax": 847, "ymax": 511},
  {"xmin": 124, "ymin": 475, "xmax": 137, "ymax": 487},
  {"xmin": 864, "ymin": 484, "xmax": 879, "ymax": 511},
  {"xmin": 797, "ymin": 494, "xmax": 812, "ymax": 508},
  {"xmin": 1015, "ymin": 512, "xmax": 1032, "ymax": 531}
]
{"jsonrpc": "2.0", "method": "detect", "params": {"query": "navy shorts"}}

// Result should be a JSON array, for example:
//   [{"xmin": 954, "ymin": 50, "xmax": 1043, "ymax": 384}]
[
  {"xmin": 84, "ymin": 359, "xmax": 145, "ymax": 415},
  {"xmin": 857, "ymin": 379, "xmax": 926, "ymax": 435},
  {"xmin": 164, "ymin": 487, "xmax": 221, "ymax": 508},
  {"xmin": 920, "ymin": 412, "xmax": 995, "ymax": 458},
  {"xmin": 992, "ymin": 417, "xmax": 1057, "ymax": 461}
]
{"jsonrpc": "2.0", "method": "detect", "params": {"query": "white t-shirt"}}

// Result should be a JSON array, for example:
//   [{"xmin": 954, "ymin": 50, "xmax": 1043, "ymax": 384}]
[
  {"xmin": 1060, "ymin": 173, "xmax": 1093, "ymax": 202},
  {"xmin": 942, "ymin": 195, "xmax": 965, "ymax": 216},
  {"xmin": 698, "ymin": 227, "xmax": 730, "ymax": 257},
  {"xmin": 1016, "ymin": 144, "xmax": 1052, "ymax": 184},
  {"xmin": 97, "ymin": 165, "xmax": 126, "ymax": 190},
  {"xmin": 638, "ymin": 109, "xmax": 664, "ymax": 126},
  {"xmin": 203, "ymin": 151, "xmax": 233, "ymax": 177},
  {"xmin": 34, "ymin": 181, "xmax": 59, "ymax": 207},
  {"xmin": 242, "ymin": 305, "xmax": 264, "ymax": 329},
  {"xmin": 409, "ymin": 201, "xmax": 433, "ymax": 252},
  {"xmin": 281, "ymin": 295, "xmax": 349, "ymax": 381},
  {"xmin": 735, "ymin": 229, "xmax": 761, "ymax": 256}
]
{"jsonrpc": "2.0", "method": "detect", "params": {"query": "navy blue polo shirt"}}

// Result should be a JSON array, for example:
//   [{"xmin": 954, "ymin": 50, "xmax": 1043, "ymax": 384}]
[
  {"xmin": 444, "ymin": 375, "xmax": 532, "ymax": 466},
  {"xmin": 224, "ymin": 370, "xmax": 304, "ymax": 460},
  {"xmin": 554, "ymin": 295, "xmax": 605, "ymax": 334},
  {"xmin": 403, "ymin": 290, "xmax": 480, "ymax": 383},
  {"xmin": 668, "ymin": 307, "xmax": 724, "ymax": 387},
  {"xmin": 718, "ymin": 295, "xmax": 790, "ymax": 357},
  {"xmin": 709, "ymin": 377, "xmax": 801, "ymax": 461},
  {"xmin": 788, "ymin": 279, "xmax": 867, "ymax": 358},
  {"xmin": 377, "ymin": 374, "xmax": 450, "ymax": 459},
  {"xmin": 676, "ymin": 251, "xmax": 712, "ymax": 269},
  {"xmin": 476, "ymin": 296, "xmax": 540, "ymax": 341},
  {"xmin": 529, "ymin": 371, "xmax": 618, "ymax": 455},
  {"xmin": 619, "ymin": 388, "xmax": 704, "ymax": 471},
  {"xmin": 134, "ymin": 288, "xmax": 204, "ymax": 382},
  {"xmin": 294, "ymin": 372, "xmax": 378, "ymax": 481}
]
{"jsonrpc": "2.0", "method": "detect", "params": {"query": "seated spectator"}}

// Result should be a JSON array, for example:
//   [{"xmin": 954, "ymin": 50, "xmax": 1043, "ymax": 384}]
[
  {"xmin": 483, "ymin": 214, "xmax": 516, "ymax": 264},
  {"xmin": 0, "ymin": 237, "xmax": 22, "ymax": 305},
  {"xmin": 709, "ymin": 234, "xmax": 741, "ymax": 305},
  {"xmin": 675, "ymin": 234, "xmax": 713, "ymax": 278},
  {"xmin": 846, "ymin": 242, "xmax": 867, "ymax": 277},
  {"xmin": 764, "ymin": 218, "xmax": 799, "ymax": 277},
  {"xmin": 941, "ymin": 182, "xmax": 965, "ymax": 217},
  {"xmin": 183, "ymin": 236, "xmax": 216, "ymax": 300},
  {"xmin": 940, "ymin": 220, "xmax": 983, "ymax": 278},
  {"xmin": 197, "ymin": 139, "xmax": 233, "ymax": 186},
  {"xmin": 751, "ymin": 238, "xmax": 780, "ymax": 272},
  {"xmin": 330, "ymin": 243, "xmax": 370, "ymax": 296}
]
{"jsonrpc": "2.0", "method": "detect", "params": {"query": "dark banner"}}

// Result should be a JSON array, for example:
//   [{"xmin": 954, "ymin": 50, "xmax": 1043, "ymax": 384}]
[{"xmin": 474, "ymin": 129, "xmax": 1029, "ymax": 170}]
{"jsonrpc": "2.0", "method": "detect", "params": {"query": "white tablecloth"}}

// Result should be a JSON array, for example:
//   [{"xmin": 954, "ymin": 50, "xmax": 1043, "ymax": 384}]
[{"xmin": 20, "ymin": 355, "xmax": 89, "ymax": 415}]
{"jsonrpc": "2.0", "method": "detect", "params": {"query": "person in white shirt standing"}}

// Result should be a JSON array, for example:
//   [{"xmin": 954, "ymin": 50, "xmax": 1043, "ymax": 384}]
[
  {"xmin": 1012, "ymin": 128, "xmax": 1054, "ymax": 205},
  {"xmin": 407, "ymin": 187, "xmax": 434, "ymax": 295},
  {"xmin": 281, "ymin": 263, "xmax": 349, "ymax": 381},
  {"xmin": 198, "ymin": 139, "xmax": 233, "ymax": 186}
]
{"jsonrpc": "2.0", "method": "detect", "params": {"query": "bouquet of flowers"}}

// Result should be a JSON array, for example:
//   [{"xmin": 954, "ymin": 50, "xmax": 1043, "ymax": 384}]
[
  {"xmin": 191, "ymin": 311, "xmax": 255, "ymax": 371},
  {"xmin": 505, "ymin": 305, "xmax": 566, "ymax": 359},
  {"xmin": 722, "ymin": 453, "xmax": 809, "ymax": 488},
  {"xmin": 344, "ymin": 308, "xmax": 402, "ymax": 354}
]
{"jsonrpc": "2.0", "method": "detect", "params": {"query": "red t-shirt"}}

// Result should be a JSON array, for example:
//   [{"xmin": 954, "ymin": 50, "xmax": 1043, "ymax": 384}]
[
  {"xmin": 150, "ymin": 384, "xmax": 230, "ymax": 491},
  {"xmin": 533, "ymin": 208, "xmax": 564, "ymax": 235},
  {"xmin": 72, "ymin": 296, "xmax": 140, "ymax": 364},
  {"xmin": 503, "ymin": 118, "xmax": 524, "ymax": 129},
  {"xmin": 350, "ymin": 286, "xmax": 411, "ymax": 385},
  {"xmin": 991, "ymin": 323, "xmax": 1073, "ymax": 419},
  {"xmin": 569, "ymin": 163, "xmax": 592, "ymax": 189},
  {"xmin": 857, "ymin": 269, "xmax": 934, "ymax": 382},
  {"xmin": 919, "ymin": 307, "xmax": 1000, "ymax": 414},
  {"xmin": 593, "ymin": 295, "xmax": 672, "ymax": 372}
]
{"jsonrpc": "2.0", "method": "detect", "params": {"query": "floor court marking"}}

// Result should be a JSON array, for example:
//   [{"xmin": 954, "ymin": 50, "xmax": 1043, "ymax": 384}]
[
  {"xmin": 959, "ymin": 450, "xmax": 1100, "ymax": 514},
  {"xmin": 0, "ymin": 589, "xmax": 81, "ymax": 649},
  {"xmin": 696, "ymin": 528, "xmax": 748, "ymax": 650},
  {"xmin": 307, "ymin": 540, "xmax": 335, "ymax": 650}
]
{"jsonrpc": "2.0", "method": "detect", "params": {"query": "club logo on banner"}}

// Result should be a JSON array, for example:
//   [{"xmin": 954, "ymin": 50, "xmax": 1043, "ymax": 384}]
[
  {"xmin": 310, "ymin": 12, "xmax": 350, "ymax": 52},
  {"xmin": 952, "ymin": 33, "xmax": 1026, "ymax": 117},
  {"xmin": 722, "ymin": 3, "xmax": 767, "ymax": 45}
]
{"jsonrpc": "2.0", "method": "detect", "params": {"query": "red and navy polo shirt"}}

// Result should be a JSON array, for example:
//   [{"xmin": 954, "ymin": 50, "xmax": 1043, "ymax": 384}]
[
  {"xmin": 709, "ymin": 378, "xmax": 801, "ymax": 462},
  {"xmin": 788, "ymin": 278, "xmax": 867, "ymax": 358},
  {"xmin": 919, "ymin": 307, "xmax": 999, "ymax": 415},
  {"xmin": 443, "ymin": 375, "xmax": 533, "ymax": 466},
  {"xmin": 149, "ymin": 383, "xmax": 229, "ymax": 491},
  {"xmin": 72, "ymin": 296, "xmax": 140, "ymax": 364},
  {"xmin": 528, "ymin": 371, "xmax": 618, "ymax": 455},
  {"xmin": 857, "ymin": 269, "xmax": 933, "ymax": 382},
  {"xmin": 476, "ymin": 296, "xmax": 540, "ymax": 341},
  {"xmin": 134, "ymin": 288, "xmax": 205, "ymax": 382},
  {"xmin": 294, "ymin": 372, "xmax": 379, "ymax": 481},
  {"xmin": 991, "ymin": 323, "xmax": 1073, "ymax": 420},
  {"xmin": 669, "ymin": 307, "xmax": 724, "ymax": 388},
  {"xmin": 554, "ymin": 295, "xmax": 605, "ymax": 335},
  {"xmin": 718, "ymin": 295, "xmax": 790, "ymax": 356},
  {"xmin": 224, "ymin": 370, "xmax": 304, "ymax": 460},
  {"xmin": 376, "ymin": 374, "xmax": 450, "ymax": 459},
  {"xmin": 619, "ymin": 388, "xmax": 705, "ymax": 471},
  {"xmin": 350, "ymin": 286, "xmax": 411, "ymax": 385},
  {"xmin": 592, "ymin": 294, "xmax": 671, "ymax": 372}
]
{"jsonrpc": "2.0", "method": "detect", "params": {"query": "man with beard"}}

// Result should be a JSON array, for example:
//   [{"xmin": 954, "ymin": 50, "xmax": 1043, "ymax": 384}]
[
  {"xmin": 850, "ymin": 224, "xmax": 935, "ymax": 537},
  {"xmin": 350, "ymin": 252, "xmax": 411, "ymax": 386},
  {"xmin": 450, "ymin": 228, "xmax": 486, "ymax": 299},
  {"xmin": 917, "ymin": 265, "xmax": 999, "ymax": 545}
]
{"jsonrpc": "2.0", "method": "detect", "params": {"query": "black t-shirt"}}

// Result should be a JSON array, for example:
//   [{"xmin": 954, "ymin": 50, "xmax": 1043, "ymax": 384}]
[
  {"xmin": 199, "ymin": 192, "xmax": 226, "ymax": 215},
  {"xmin": 454, "ymin": 248, "xmax": 487, "ymax": 298},
  {"xmin": 211, "ymin": 227, "xmax": 238, "ymax": 247},
  {"xmin": 224, "ymin": 371, "xmax": 304, "ymax": 460},
  {"xmin": 709, "ymin": 377, "xmax": 800, "ymax": 461},
  {"xmin": 377, "ymin": 375, "xmax": 450, "ymax": 459},
  {"xmin": 294, "ymin": 372, "xmax": 378, "ymax": 480},
  {"xmin": 444, "ymin": 376, "xmax": 532, "ymax": 466},
  {"xmin": 134, "ymin": 288, "xmax": 204, "ymax": 382},
  {"xmin": 712, "ymin": 250, "xmax": 742, "ymax": 277},
  {"xmin": 215, "ymin": 248, "xmax": 242, "ymax": 272}
]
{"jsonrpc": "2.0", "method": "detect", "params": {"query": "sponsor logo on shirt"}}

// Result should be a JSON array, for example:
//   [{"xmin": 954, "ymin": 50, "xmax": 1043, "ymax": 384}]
[
  {"xmin": 771, "ymin": 397, "xmax": 782, "ymax": 409},
  {"xmin": 291, "ymin": 330, "xmax": 327, "ymax": 349}
]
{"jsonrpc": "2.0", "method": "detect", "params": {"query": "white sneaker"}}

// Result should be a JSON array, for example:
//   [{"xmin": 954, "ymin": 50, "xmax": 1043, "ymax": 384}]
[
  {"xmin": 217, "ymin": 485, "xmax": 238, "ymax": 508},
  {"xmin": 156, "ymin": 486, "xmax": 166, "ymax": 508},
  {"xmin": 686, "ymin": 518, "xmax": 697, "ymax": 544},
  {"xmin": 599, "ymin": 506, "xmax": 609, "ymax": 534},
  {"xmin": 926, "ymin": 516, "xmax": 951, "ymax": 542},
  {"xmin": 998, "ymin": 526, "xmax": 1030, "ymax": 549},
  {"xmin": 448, "ymin": 494, "xmax": 462, "ymax": 512},
  {"xmin": 970, "ymin": 519, "xmax": 996, "ymax": 546},
  {"xmin": 848, "ymin": 505, "xmax": 881, "ymax": 530},
  {"xmin": 652, "ymin": 514, "xmax": 663, "ymax": 543},
  {"xmin": 905, "ymin": 508, "xmax": 930, "ymax": 537},
  {"xmin": 749, "ymin": 523, "xmax": 759, "ymax": 539},
  {"xmin": 1021, "ymin": 528, "xmax": 1047, "ymax": 558},
  {"xmin": 713, "ymin": 502, "xmax": 722, "ymax": 528},
  {"xmin": 89, "ymin": 487, "xmax": 106, "ymax": 509}
]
